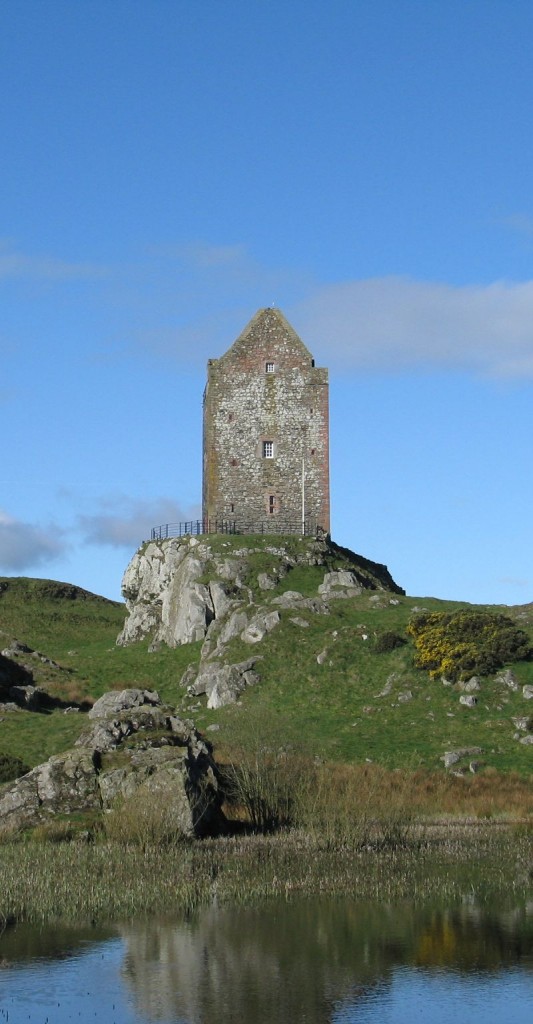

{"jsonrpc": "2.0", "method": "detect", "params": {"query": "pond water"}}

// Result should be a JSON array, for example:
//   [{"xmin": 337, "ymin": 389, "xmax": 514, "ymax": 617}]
[{"xmin": 0, "ymin": 898, "xmax": 532, "ymax": 1024}]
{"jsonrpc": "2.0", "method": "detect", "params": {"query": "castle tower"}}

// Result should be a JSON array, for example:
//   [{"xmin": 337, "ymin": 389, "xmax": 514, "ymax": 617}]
[{"xmin": 203, "ymin": 308, "xmax": 330, "ymax": 534}]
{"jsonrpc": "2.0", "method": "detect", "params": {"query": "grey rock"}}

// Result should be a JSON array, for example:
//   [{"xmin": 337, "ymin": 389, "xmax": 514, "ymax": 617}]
[
  {"xmin": 0, "ymin": 691, "xmax": 223, "ymax": 837},
  {"xmin": 187, "ymin": 658, "xmax": 261, "ymax": 709},
  {"xmin": 257, "ymin": 573, "xmax": 277, "ymax": 590},
  {"xmin": 89, "ymin": 688, "xmax": 160, "ymax": 719},
  {"xmin": 117, "ymin": 539, "xmax": 215, "ymax": 648},
  {"xmin": 398, "ymin": 690, "xmax": 413, "ymax": 703},
  {"xmin": 1, "ymin": 640, "xmax": 33, "ymax": 657},
  {"xmin": 495, "ymin": 669, "xmax": 520, "ymax": 692},
  {"xmin": 289, "ymin": 616, "xmax": 309, "ymax": 628},
  {"xmin": 77, "ymin": 705, "xmax": 173, "ymax": 753},
  {"xmin": 442, "ymin": 747, "xmax": 482, "ymax": 769},
  {"xmin": 179, "ymin": 664, "xmax": 198, "ymax": 690},
  {"xmin": 376, "ymin": 679, "xmax": 393, "ymax": 698},
  {"xmin": 0, "ymin": 747, "xmax": 99, "ymax": 832},
  {"xmin": 522, "ymin": 685, "xmax": 533, "ymax": 700},
  {"xmin": 213, "ymin": 558, "xmax": 244, "ymax": 581},
  {"xmin": 217, "ymin": 609, "xmax": 249, "ymax": 646},
  {"xmin": 318, "ymin": 570, "xmax": 363, "ymax": 598},
  {"xmin": 459, "ymin": 695, "xmax": 478, "ymax": 708},
  {"xmin": 463, "ymin": 677, "xmax": 482, "ymax": 693},
  {"xmin": 8, "ymin": 684, "xmax": 43, "ymax": 709},
  {"xmin": 519, "ymin": 735, "xmax": 533, "ymax": 745},
  {"xmin": 208, "ymin": 581, "xmax": 236, "ymax": 620},
  {"xmin": 271, "ymin": 590, "xmax": 304, "ymax": 605},
  {"xmin": 316, "ymin": 650, "xmax": 328, "ymax": 665},
  {"xmin": 512, "ymin": 716, "xmax": 532, "ymax": 732},
  {"xmin": 241, "ymin": 610, "xmax": 280, "ymax": 644},
  {"xmin": 443, "ymin": 751, "xmax": 461, "ymax": 768},
  {"xmin": 271, "ymin": 592, "xmax": 329, "ymax": 614}
]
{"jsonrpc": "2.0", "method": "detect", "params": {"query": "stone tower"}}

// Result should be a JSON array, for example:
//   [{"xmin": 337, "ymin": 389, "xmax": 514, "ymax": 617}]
[{"xmin": 203, "ymin": 308, "xmax": 330, "ymax": 534}]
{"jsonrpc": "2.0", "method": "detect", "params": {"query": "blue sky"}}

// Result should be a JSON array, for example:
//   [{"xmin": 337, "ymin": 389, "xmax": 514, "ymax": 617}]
[{"xmin": 1, "ymin": 0, "xmax": 532, "ymax": 605}]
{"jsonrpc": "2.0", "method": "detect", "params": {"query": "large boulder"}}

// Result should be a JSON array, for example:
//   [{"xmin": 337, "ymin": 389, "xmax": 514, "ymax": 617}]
[{"xmin": 0, "ymin": 691, "xmax": 223, "ymax": 837}]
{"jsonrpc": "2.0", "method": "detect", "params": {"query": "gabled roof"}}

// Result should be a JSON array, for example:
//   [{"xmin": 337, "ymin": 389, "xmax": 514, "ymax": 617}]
[{"xmin": 218, "ymin": 307, "xmax": 313, "ymax": 363}]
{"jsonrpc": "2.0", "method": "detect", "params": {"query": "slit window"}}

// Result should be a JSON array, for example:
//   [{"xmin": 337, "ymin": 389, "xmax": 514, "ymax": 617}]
[
  {"xmin": 269, "ymin": 495, "xmax": 276, "ymax": 514},
  {"xmin": 263, "ymin": 440, "xmax": 274, "ymax": 458}
]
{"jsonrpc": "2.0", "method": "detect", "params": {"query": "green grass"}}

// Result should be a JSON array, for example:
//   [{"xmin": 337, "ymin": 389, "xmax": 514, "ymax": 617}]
[{"xmin": 200, "ymin": 590, "xmax": 533, "ymax": 774}]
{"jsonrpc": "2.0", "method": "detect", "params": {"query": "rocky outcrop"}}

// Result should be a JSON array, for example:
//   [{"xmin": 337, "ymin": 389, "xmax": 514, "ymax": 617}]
[
  {"xmin": 118, "ymin": 535, "xmax": 403, "ymax": 649},
  {"xmin": 116, "ymin": 534, "xmax": 403, "ymax": 708},
  {"xmin": 0, "ymin": 689, "xmax": 223, "ymax": 836}
]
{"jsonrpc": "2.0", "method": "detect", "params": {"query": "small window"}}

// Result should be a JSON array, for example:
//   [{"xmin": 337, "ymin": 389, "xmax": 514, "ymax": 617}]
[
  {"xmin": 230, "ymin": 503, "xmax": 235, "ymax": 513},
  {"xmin": 263, "ymin": 440, "xmax": 274, "ymax": 458},
  {"xmin": 265, "ymin": 362, "xmax": 275, "ymax": 373},
  {"xmin": 269, "ymin": 495, "xmax": 276, "ymax": 514}
]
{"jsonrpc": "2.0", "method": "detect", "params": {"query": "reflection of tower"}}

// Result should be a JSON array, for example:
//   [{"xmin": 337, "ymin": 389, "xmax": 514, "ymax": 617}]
[{"xmin": 203, "ymin": 308, "xmax": 330, "ymax": 534}]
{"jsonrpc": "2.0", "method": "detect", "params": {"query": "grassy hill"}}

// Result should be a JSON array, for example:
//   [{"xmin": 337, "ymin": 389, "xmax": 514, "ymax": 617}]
[{"xmin": 0, "ymin": 566, "xmax": 532, "ymax": 788}]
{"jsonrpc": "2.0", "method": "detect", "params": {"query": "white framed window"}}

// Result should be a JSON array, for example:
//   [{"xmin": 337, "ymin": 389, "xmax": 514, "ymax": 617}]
[
  {"xmin": 263, "ymin": 440, "xmax": 274, "ymax": 458},
  {"xmin": 265, "ymin": 361, "xmax": 275, "ymax": 373}
]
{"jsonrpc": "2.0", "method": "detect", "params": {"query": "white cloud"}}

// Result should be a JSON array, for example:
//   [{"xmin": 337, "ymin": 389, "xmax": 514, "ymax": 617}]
[
  {"xmin": 0, "ymin": 511, "xmax": 67, "ymax": 571},
  {"xmin": 78, "ymin": 496, "xmax": 200, "ymax": 548},
  {"xmin": 290, "ymin": 277, "xmax": 533, "ymax": 378}
]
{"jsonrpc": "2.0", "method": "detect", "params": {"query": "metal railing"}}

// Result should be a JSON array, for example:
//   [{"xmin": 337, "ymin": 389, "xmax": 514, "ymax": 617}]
[{"xmin": 150, "ymin": 519, "xmax": 322, "ymax": 541}]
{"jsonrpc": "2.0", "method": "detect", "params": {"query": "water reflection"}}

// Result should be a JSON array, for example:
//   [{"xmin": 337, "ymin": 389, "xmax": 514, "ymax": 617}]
[
  {"xmin": 0, "ymin": 900, "xmax": 532, "ymax": 1024},
  {"xmin": 118, "ymin": 900, "xmax": 533, "ymax": 1023}
]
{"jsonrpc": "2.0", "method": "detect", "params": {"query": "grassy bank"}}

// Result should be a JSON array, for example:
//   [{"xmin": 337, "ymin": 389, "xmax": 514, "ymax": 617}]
[
  {"xmin": 2, "ymin": 568, "xmax": 533, "ymax": 777},
  {"xmin": 0, "ymin": 824, "xmax": 530, "ymax": 925}
]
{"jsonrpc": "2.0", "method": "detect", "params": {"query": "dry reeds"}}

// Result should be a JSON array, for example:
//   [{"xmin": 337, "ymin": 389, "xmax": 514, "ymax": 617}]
[{"xmin": 0, "ymin": 823, "xmax": 530, "ymax": 925}]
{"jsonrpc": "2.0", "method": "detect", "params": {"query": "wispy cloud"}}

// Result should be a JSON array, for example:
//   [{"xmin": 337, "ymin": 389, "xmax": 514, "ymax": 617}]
[
  {"xmin": 78, "ymin": 496, "xmax": 200, "ymax": 548},
  {"xmin": 0, "ymin": 240, "xmax": 108, "ymax": 282},
  {"xmin": 290, "ymin": 277, "xmax": 533, "ymax": 378},
  {"xmin": 110, "ymin": 246, "xmax": 533, "ymax": 378},
  {"xmin": 9, "ymin": 236, "xmax": 533, "ymax": 380},
  {"xmin": 498, "ymin": 575, "xmax": 530, "ymax": 589},
  {"xmin": 109, "ymin": 242, "xmax": 313, "ymax": 364},
  {"xmin": 0, "ymin": 510, "xmax": 67, "ymax": 571},
  {"xmin": 500, "ymin": 213, "xmax": 533, "ymax": 239}
]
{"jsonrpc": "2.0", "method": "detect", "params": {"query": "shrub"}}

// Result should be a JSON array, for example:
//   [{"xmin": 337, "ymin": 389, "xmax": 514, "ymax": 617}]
[
  {"xmin": 0, "ymin": 752, "xmax": 30, "ymax": 784},
  {"xmin": 407, "ymin": 610, "xmax": 532, "ymax": 681},
  {"xmin": 373, "ymin": 630, "xmax": 407, "ymax": 654},
  {"xmin": 220, "ymin": 752, "xmax": 301, "ymax": 833}
]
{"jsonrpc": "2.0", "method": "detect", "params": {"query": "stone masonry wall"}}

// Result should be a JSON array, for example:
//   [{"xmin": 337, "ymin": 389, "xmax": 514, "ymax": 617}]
[{"xmin": 203, "ymin": 309, "xmax": 330, "ymax": 533}]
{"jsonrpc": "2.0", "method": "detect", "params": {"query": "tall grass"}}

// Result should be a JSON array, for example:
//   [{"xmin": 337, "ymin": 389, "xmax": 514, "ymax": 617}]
[{"xmin": 0, "ymin": 824, "xmax": 530, "ymax": 925}]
